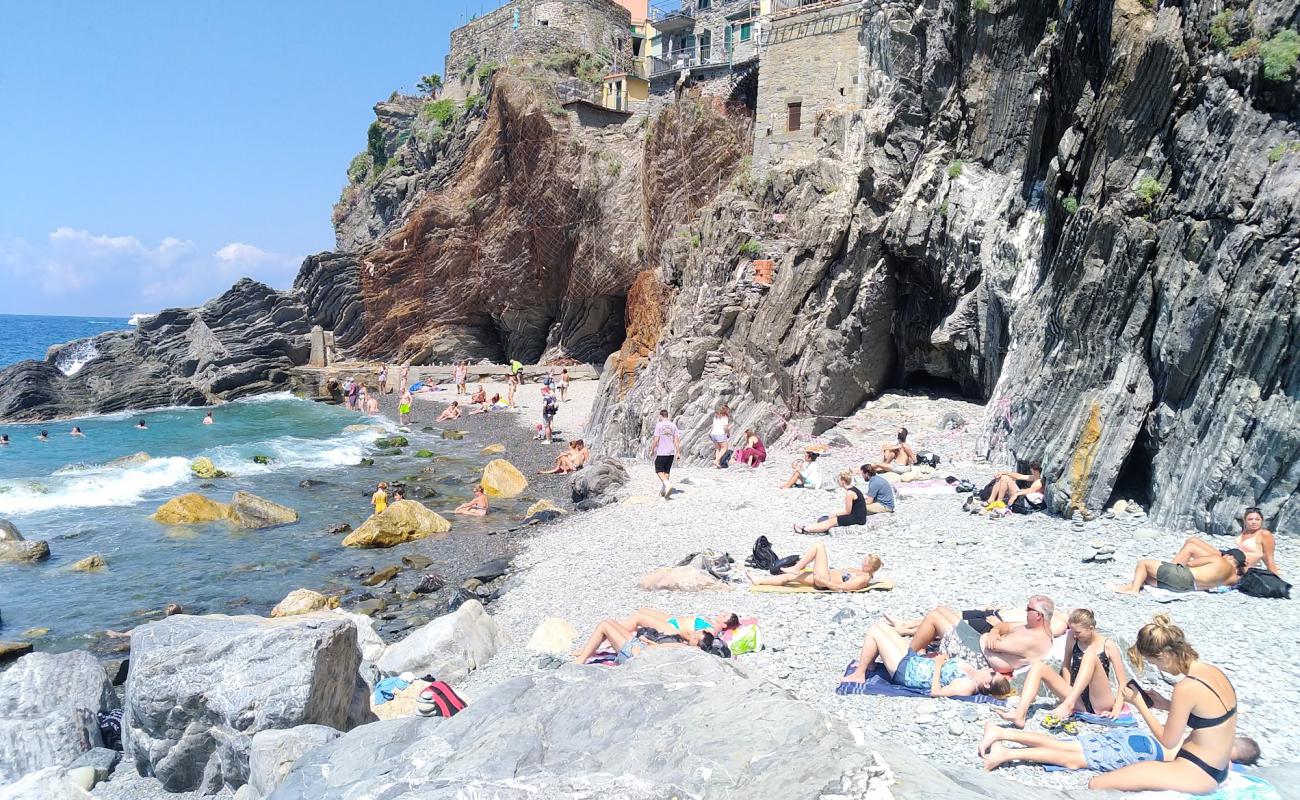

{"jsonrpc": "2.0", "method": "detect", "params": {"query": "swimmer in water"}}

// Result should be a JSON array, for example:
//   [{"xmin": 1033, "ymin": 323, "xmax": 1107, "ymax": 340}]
[
  {"xmin": 0, "ymin": 434, "xmax": 8, "ymax": 445},
  {"xmin": 71, "ymin": 426, "xmax": 85, "ymax": 437},
  {"xmin": 37, "ymin": 430, "xmax": 49, "ymax": 441},
  {"xmin": 136, "ymin": 420, "xmax": 147, "ymax": 430},
  {"xmin": 203, "ymin": 412, "xmax": 214, "ymax": 425}
]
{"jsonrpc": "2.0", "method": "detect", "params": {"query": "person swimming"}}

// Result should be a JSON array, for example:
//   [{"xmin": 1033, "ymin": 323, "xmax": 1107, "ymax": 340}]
[
  {"xmin": 37, "ymin": 430, "xmax": 49, "ymax": 441},
  {"xmin": 135, "ymin": 420, "xmax": 147, "ymax": 430},
  {"xmin": 203, "ymin": 412, "xmax": 214, "ymax": 425},
  {"xmin": 70, "ymin": 426, "xmax": 85, "ymax": 437},
  {"xmin": 1, "ymin": 434, "xmax": 8, "ymax": 445}
]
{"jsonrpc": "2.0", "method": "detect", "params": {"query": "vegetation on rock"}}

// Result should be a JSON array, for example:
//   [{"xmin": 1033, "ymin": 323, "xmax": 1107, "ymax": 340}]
[
  {"xmin": 1260, "ymin": 29, "xmax": 1300, "ymax": 81},
  {"xmin": 1134, "ymin": 175, "xmax": 1163, "ymax": 205},
  {"xmin": 947, "ymin": 159, "xmax": 964, "ymax": 178}
]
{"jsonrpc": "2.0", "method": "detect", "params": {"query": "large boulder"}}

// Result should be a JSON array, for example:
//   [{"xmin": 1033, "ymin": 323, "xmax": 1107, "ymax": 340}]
[
  {"xmin": 270, "ymin": 589, "xmax": 339, "ymax": 617},
  {"xmin": 0, "ymin": 766, "xmax": 95, "ymax": 799},
  {"xmin": 229, "ymin": 491, "xmax": 300, "ymax": 529},
  {"xmin": 375, "ymin": 600, "xmax": 507, "ymax": 683},
  {"xmin": 246, "ymin": 725, "xmax": 342, "ymax": 800},
  {"xmin": 341, "ymin": 500, "xmax": 451, "ymax": 548},
  {"xmin": 124, "ymin": 613, "xmax": 361, "ymax": 793},
  {"xmin": 0, "ymin": 650, "xmax": 119, "ymax": 783},
  {"xmin": 570, "ymin": 457, "xmax": 629, "ymax": 510},
  {"xmin": 480, "ymin": 459, "xmax": 527, "ymax": 498},
  {"xmin": 0, "ymin": 519, "xmax": 51, "ymax": 563},
  {"xmin": 151, "ymin": 493, "xmax": 230, "ymax": 524},
  {"xmin": 328, "ymin": 610, "xmax": 386, "ymax": 664}
]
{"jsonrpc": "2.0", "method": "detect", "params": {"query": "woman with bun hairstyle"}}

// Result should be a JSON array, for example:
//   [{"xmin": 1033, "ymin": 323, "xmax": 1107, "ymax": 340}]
[{"xmin": 1090, "ymin": 614, "xmax": 1238, "ymax": 793}]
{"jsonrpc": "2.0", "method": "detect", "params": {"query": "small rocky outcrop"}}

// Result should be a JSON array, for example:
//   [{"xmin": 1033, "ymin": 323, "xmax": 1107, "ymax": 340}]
[
  {"xmin": 0, "ymin": 519, "xmax": 51, "ymax": 563},
  {"xmin": 68, "ymin": 554, "xmax": 106, "ymax": 572},
  {"xmin": 228, "ymin": 491, "xmax": 299, "ymax": 529},
  {"xmin": 0, "ymin": 766, "xmax": 95, "ymax": 799},
  {"xmin": 0, "ymin": 650, "xmax": 119, "ymax": 784},
  {"xmin": 123, "ymin": 613, "xmax": 362, "ymax": 793},
  {"xmin": 190, "ymin": 457, "xmax": 230, "ymax": 479},
  {"xmin": 341, "ymin": 500, "xmax": 451, "ymax": 548},
  {"xmin": 480, "ymin": 459, "xmax": 527, "ymax": 498},
  {"xmin": 637, "ymin": 566, "xmax": 726, "ymax": 592},
  {"xmin": 270, "ymin": 589, "xmax": 339, "ymax": 618},
  {"xmin": 151, "ymin": 493, "xmax": 230, "ymax": 524},
  {"xmin": 374, "ymin": 600, "xmax": 506, "ymax": 683},
  {"xmin": 569, "ymin": 457, "xmax": 628, "ymax": 510},
  {"xmin": 524, "ymin": 499, "xmax": 564, "ymax": 517}
]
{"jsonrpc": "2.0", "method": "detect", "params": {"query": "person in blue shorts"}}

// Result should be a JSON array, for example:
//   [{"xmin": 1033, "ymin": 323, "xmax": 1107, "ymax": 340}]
[{"xmin": 979, "ymin": 720, "xmax": 1259, "ymax": 775}]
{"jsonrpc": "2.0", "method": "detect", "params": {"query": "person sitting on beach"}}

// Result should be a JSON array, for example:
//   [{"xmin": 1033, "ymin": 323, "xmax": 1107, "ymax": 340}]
[
  {"xmin": 794, "ymin": 471, "xmax": 868, "ymax": 534},
  {"xmin": 709, "ymin": 404, "xmax": 732, "ymax": 468},
  {"xmin": 907, "ymin": 597, "xmax": 1056, "ymax": 675},
  {"xmin": 840, "ymin": 622, "xmax": 1011, "ymax": 697},
  {"xmin": 748, "ymin": 541, "xmax": 882, "ymax": 591},
  {"xmin": 881, "ymin": 427, "xmax": 916, "ymax": 466},
  {"xmin": 996, "ymin": 608, "xmax": 1128, "ymax": 729},
  {"xmin": 70, "ymin": 426, "xmax": 85, "ymax": 437},
  {"xmin": 538, "ymin": 439, "xmax": 589, "ymax": 474},
  {"xmin": 135, "ymin": 420, "xmax": 147, "ymax": 430},
  {"xmin": 371, "ymin": 482, "xmax": 389, "ymax": 515},
  {"xmin": 1089, "ymin": 614, "xmax": 1240, "ymax": 793},
  {"xmin": 978, "ymin": 720, "xmax": 1259, "ymax": 776},
  {"xmin": 734, "ymin": 429, "xmax": 766, "ymax": 468},
  {"xmin": 1172, "ymin": 507, "xmax": 1279, "ymax": 576},
  {"xmin": 885, "ymin": 605, "xmax": 1069, "ymax": 639},
  {"xmin": 454, "ymin": 485, "xmax": 490, "ymax": 516},
  {"xmin": 1111, "ymin": 548, "xmax": 1246, "ymax": 595},
  {"xmin": 438, "ymin": 402, "xmax": 462, "ymax": 421},
  {"xmin": 203, "ymin": 412, "xmax": 214, "ymax": 425},
  {"xmin": 984, "ymin": 461, "xmax": 1044, "ymax": 509},
  {"xmin": 398, "ymin": 389, "xmax": 413, "ymax": 425},
  {"xmin": 471, "ymin": 385, "xmax": 486, "ymax": 404},
  {"xmin": 469, "ymin": 394, "xmax": 496, "ymax": 415},
  {"xmin": 780, "ymin": 450, "xmax": 823, "ymax": 489},
  {"xmin": 860, "ymin": 463, "xmax": 896, "ymax": 514}
]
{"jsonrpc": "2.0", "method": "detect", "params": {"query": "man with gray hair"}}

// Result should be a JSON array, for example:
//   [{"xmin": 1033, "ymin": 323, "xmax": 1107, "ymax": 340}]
[{"xmin": 903, "ymin": 595, "xmax": 1056, "ymax": 675}]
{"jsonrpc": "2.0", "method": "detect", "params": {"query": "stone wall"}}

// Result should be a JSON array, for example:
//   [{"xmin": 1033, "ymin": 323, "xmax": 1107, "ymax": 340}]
[
  {"xmin": 752, "ymin": 1, "xmax": 864, "ymax": 171},
  {"xmin": 445, "ymin": 0, "xmax": 634, "ymax": 100}
]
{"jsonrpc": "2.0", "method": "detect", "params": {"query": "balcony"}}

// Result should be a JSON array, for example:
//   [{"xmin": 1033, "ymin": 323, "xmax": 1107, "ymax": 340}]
[
  {"xmin": 648, "ymin": 44, "xmax": 732, "ymax": 77},
  {"xmin": 649, "ymin": 3, "xmax": 695, "ymax": 34},
  {"xmin": 770, "ymin": 0, "xmax": 857, "ymax": 18}
]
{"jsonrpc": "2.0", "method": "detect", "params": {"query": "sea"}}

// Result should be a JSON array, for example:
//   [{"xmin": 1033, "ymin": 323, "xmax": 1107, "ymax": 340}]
[{"xmin": 0, "ymin": 315, "xmax": 514, "ymax": 654}]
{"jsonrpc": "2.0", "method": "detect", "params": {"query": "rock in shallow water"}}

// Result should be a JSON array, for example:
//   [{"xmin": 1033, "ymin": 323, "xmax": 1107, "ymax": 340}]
[
  {"xmin": 480, "ymin": 459, "xmax": 527, "ymax": 498},
  {"xmin": 341, "ymin": 500, "xmax": 451, "ymax": 548},
  {"xmin": 0, "ymin": 519, "xmax": 52, "ymax": 563},
  {"xmin": 228, "ymin": 491, "xmax": 300, "ymax": 529},
  {"xmin": 270, "ymin": 589, "xmax": 339, "ymax": 617},
  {"xmin": 151, "ymin": 493, "xmax": 230, "ymax": 524}
]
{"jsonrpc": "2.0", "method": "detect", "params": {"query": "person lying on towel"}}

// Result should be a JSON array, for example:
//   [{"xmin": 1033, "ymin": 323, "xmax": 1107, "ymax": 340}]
[
  {"xmin": 746, "ymin": 541, "xmax": 882, "ymax": 591},
  {"xmin": 840, "ymin": 621, "xmax": 1010, "ymax": 698}
]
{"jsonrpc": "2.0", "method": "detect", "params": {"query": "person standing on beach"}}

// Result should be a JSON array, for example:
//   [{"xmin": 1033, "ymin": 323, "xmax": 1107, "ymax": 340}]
[
  {"xmin": 509, "ymin": 359, "xmax": 523, "ymax": 381},
  {"xmin": 399, "ymin": 362, "xmax": 411, "ymax": 393},
  {"xmin": 454, "ymin": 361, "xmax": 467, "ymax": 395},
  {"xmin": 649, "ymin": 409, "xmax": 681, "ymax": 499},
  {"xmin": 558, "ymin": 368, "xmax": 569, "ymax": 402},
  {"xmin": 709, "ymin": 405, "xmax": 732, "ymax": 468},
  {"xmin": 541, "ymin": 386, "xmax": 558, "ymax": 442},
  {"xmin": 507, "ymin": 372, "xmax": 519, "ymax": 409},
  {"xmin": 399, "ymin": 387, "xmax": 413, "ymax": 426},
  {"xmin": 371, "ymin": 482, "xmax": 389, "ymax": 515},
  {"xmin": 377, "ymin": 364, "xmax": 388, "ymax": 394}
]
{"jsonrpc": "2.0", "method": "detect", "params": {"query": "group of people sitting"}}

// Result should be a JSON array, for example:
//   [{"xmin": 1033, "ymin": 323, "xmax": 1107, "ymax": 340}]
[
  {"xmin": 783, "ymin": 459, "xmax": 897, "ymax": 534},
  {"xmin": 837, "ymin": 596, "xmax": 1258, "ymax": 793},
  {"xmin": 538, "ymin": 439, "xmax": 590, "ymax": 475}
]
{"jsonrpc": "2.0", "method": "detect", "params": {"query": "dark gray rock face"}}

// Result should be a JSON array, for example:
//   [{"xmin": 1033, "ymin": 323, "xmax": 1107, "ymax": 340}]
[
  {"xmin": 588, "ymin": 0, "xmax": 1300, "ymax": 534},
  {"xmin": 0, "ymin": 650, "xmax": 119, "ymax": 783},
  {"xmin": 123, "ymin": 614, "xmax": 361, "ymax": 793},
  {"xmin": 270, "ymin": 648, "xmax": 1090, "ymax": 800},
  {"xmin": 570, "ymin": 457, "xmax": 629, "ymax": 509}
]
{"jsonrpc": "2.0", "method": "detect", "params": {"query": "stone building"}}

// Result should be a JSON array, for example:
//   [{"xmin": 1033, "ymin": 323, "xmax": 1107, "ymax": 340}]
[
  {"xmin": 647, "ymin": 0, "xmax": 762, "ymax": 90},
  {"xmin": 751, "ymin": 0, "xmax": 866, "ymax": 170},
  {"xmin": 444, "ymin": 0, "xmax": 635, "ymax": 101}
]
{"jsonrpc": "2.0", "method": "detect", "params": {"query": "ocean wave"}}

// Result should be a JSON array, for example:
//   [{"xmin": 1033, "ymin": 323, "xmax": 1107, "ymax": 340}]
[
  {"xmin": 54, "ymin": 340, "xmax": 99, "ymax": 376},
  {"xmin": 128, "ymin": 312, "xmax": 154, "ymax": 326},
  {"xmin": 202, "ymin": 427, "xmax": 385, "ymax": 475}
]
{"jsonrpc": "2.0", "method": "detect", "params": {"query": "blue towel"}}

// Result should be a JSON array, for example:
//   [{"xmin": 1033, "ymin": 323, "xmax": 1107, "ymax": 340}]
[
  {"xmin": 372, "ymin": 676, "xmax": 410, "ymax": 705},
  {"xmin": 836, "ymin": 661, "xmax": 1003, "ymax": 705},
  {"xmin": 1072, "ymin": 707, "xmax": 1138, "ymax": 726}
]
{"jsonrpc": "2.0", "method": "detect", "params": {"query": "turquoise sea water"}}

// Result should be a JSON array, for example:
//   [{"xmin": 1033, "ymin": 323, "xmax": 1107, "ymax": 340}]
[{"xmin": 0, "ymin": 313, "xmax": 130, "ymax": 368}]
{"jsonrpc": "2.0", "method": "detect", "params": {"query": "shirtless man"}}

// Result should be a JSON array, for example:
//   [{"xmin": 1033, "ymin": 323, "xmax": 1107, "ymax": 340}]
[
  {"xmin": 907, "ymin": 596, "xmax": 1056, "ymax": 674},
  {"xmin": 1111, "ymin": 549, "xmax": 1246, "ymax": 595},
  {"xmin": 437, "ymin": 401, "xmax": 462, "ymax": 421},
  {"xmin": 886, "ymin": 605, "xmax": 1069, "ymax": 639},
  {"xmin": 1171, "ymin": 508, "xmax": 1279, "ymax": 576}
]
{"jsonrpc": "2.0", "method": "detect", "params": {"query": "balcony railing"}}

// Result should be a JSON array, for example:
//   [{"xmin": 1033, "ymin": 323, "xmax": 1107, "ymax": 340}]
[
  {"xmin": 649, "ymin": 4, "xmax": 695, "ymax": 31},
  {"xmin": 648, "ymin": 39, "xmax": 760, "ymax": 77},
  {"xmin": 771, "ymin": 0, "xmax": 858, "ymax": 16}
]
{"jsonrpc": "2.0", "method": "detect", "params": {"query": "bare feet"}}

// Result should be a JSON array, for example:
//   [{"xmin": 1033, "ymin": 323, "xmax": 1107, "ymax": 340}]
[
  {"xmin": 982, "ymin": 742, "xmax": 1011, "ymax": 772},
  {"xmin": 1110, "ymin": 585, "xmax": 1140, "ymax": 595},
  {"xmin": 839, "ymin": 671, "xmax": 868, "ymax": 685},
  {"xmin": 978, "ymin": 720, "xmax": 1003, "ymax": 756},
  {"xmin": 995, "ymin": 706, "xmax": 1026, "ymax": 728}
]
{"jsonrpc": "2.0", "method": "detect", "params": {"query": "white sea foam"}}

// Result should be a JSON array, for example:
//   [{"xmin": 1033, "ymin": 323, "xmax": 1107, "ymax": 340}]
[
  {"xmin": 127, "ymin": 312, "xmax": 154, "ymax": 326},
  {"xmin": 53, "ymin": 340, "xmax": 99, "ymax": 376}
]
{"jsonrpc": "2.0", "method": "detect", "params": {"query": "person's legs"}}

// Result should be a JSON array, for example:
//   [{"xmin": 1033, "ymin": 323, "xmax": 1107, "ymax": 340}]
[
  {"xmin": 1089, "ymin": 759, "xmax": 1217, "ymax": 794},
  {"xmin": 1172, "ymin": 536, "xmax": 1219, "ymax": 566},
  {"xmin": 841, "ymin": 626, "xmax": 884, "ymax": 683},
  {"xmin": 787, "ymin": 542, "xmax": 829, "ymax": 572},
  {"xmin": 1111, "ymin": 559, "xmax": 1160, "ymax": 594},
  {"xmin": 748, "ymin": 570, "xmax": 816, "ymax": 587},
  {"xmin": 573, "ymin": 619, "xmax": 634, "ymax": 663},
  {"xmin": 882, "ymin": 615, "xmax": 922, "ymax": 636},
  {"xmin": 984, "ymin": 739, "xmax": 1087, "ymax": 772},
  {"xmin": 870, "ymin": 624, "xmax": 911, "ymax": 674},
  {"xmin": 997, "ymin": 661, "xmax": 1071, "ymax": 727},
  {"xmin": 909, "ymin": 607, "xmax": 959, "ymax": 652},
  {"xmin": 901, "ymin": 444, "xmax": 917, "ymax": 465},
  {"xmin": 882, "ymin": 443, "xmax": 899, "ymax": 463},
  {"xmin": 865, "ymin": 502, "xmax": 891, "ymax": 514},
  {"xmin": 987, "ymin": 475, "xmax": 1015, "ymax": 505},
  {"xmin": 800, "ymin": 515, "xmax": 838, "ymax": 534},
  {"xmin": 978, "ymin": 721, "xmax": 1083, "ymax": 761}
]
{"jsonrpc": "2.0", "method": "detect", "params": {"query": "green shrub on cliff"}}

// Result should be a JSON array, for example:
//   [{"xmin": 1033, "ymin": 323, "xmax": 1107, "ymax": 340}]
[
  {"xmin": 972, "ymin": 0, "xmax": 989, "ymax": 12},
  {"xmin": 738, "ymin": 239, "xmax": 762, "ymax": 257},
  {"xmin": 1134, "ymin": 175, "xmax": 1163, "ymax": 205},
  {"xmin": 421, "ymin": 99, "xmax": 457, "ymax": 126},
  {"xmin": 465, "ymin": 94, "xmax": 486, "ymax": 115},
  {"xmin": 347, "ymin": 153, "xmax": 371, "ymax": 183},
  {"xmin": 947, "ymin": 159, "xmax": 964, "ymax": 178},
  {"xmin": 1268, "ymin": 141, "xmax": 1300, "ymax": 163},
  {"xmin": 367, "ymin": 121, "xmax": 385, "ymax": 166},
  {"xmin": 1062, "ymin": 196, "xmax": 1079, "ymax": 214},
  {"xmin": 1260, "ymin": 29, "xmax": 1300, "ymax": 81},
  {"xmin": 1209, "ymin": 11, "xmax": 1236, "ymax": 51},
  {"xmin": 1231, "ymin": 38, "xmax": 1261, "ymax": 59},
  {"xmin": 476, "ymin": 61, "xmax": 499, "ymax": 82}
]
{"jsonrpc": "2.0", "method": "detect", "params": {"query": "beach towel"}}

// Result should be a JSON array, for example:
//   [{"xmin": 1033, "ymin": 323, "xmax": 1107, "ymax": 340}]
[
  {"xmin": 1142, "ymin": 585, "xmax": 1234, "ymax": 603},
  {"xmin": 1090, "ymin": 770, "xmax": 1279, "ymax": 799},
  {"xmin": 749, "ymin": 579, "xmax": 894, "ymax": 594},
  {"xmin": 835, "ymin": 661, "xmax": 1003, "ymax": 705},
  {"xmin": 1073, "ymin": 705, "xmax": 1138, "ymax": 726}
]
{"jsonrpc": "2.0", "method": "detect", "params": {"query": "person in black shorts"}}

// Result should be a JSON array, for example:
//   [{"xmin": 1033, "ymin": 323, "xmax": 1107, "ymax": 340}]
[
  {"xmin": 649, "ymin": 409, "xmax": 681, "ymax": 498},
  {"xmin": 794, "ymin": 471, "xmax": 868, "ymax": 534}
]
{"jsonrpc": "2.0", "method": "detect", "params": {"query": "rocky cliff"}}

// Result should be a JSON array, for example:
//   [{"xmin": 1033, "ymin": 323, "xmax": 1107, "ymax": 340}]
[{"xmin": 588, "ymin": 0, "xmax": 1300, "ymax": 535}]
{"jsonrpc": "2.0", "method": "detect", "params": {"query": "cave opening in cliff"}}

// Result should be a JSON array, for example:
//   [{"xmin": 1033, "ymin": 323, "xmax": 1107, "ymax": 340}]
[
  {"xmin": 899, "ymin": 370, "xmax": 979, "ymax": 400},
  {"xmin": 1108, "ymin": 429, "xmax": 1156, "ymax": 508}
]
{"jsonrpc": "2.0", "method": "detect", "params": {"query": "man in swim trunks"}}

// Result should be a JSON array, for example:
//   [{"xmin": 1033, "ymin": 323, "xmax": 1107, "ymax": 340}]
[
  {"xmin": 907, "ymin": 596, "xmax": 1056, "ymax": 674},
  {"xmin": 978, "ymin": 720, "xmax": 1260, "ymax": 774},
  {"xmin": 1171, "ymin": 507, "xmax": 1280, "ymax": 576},
  {"xmin": 1111, "ymin": 549, "xmax": 1246, "ymax": 595}
]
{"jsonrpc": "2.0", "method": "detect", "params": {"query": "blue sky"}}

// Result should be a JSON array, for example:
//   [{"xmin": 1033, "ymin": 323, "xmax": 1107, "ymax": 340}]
[{"xmin": 0, "ymin": 1, "xmax": 489, "ymax": 316}]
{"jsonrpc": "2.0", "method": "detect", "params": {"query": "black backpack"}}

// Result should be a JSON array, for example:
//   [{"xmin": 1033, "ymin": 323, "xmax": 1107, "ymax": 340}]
[
  {"xmin": 745, "ymin": 535, "xmax": 779, "ymax": 571},
  {"xmin": 916, "ymin": 451, "xmax": 940, "ymax": 468},
  {"xmin": 1237, "ymin": 568, "xmax": 1291, "ymax": 599},
  {"xmin": 977, "ymin": 480, "xmax": 998, "ymax": 502}
]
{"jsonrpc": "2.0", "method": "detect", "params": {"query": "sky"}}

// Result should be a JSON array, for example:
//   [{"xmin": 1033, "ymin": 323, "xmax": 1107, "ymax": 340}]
[{"xmin": 0, "ymin": 1, "xmax": 495, "ymax": 317}]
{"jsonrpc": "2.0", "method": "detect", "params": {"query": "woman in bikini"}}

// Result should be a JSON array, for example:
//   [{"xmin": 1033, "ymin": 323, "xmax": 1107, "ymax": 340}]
[
  {"xmin": 747, "ymin": 541, "xmax": 882, "ymax": 592},
  {"xmin": 793, "ymin": 471, "xmax": 867, "ymax": 534},
  {"xmin": 453, "ymin": 485, "xmax": 489, "ymax": 516},
  {"xmin": 1171, "ymin": 507, "xmax": 1279, "ymax": 575},
  {"xmin": 538, "ymin": 439, "xmax": 589, "ymax": 474},
  {"xmin": 571, "ymin": 608, "xmax": 738, "ymax": 663},
  {"xmin": 996, "ymin": 608, "xmax": 1128, "ymax": 729},
  {"xmin": 1089, "ymin": 614, "xmax": 1239, "ymax": 794},
  {"xmin": 840, "ymin": 621, "xmax": 1011, "ymax": 697}
]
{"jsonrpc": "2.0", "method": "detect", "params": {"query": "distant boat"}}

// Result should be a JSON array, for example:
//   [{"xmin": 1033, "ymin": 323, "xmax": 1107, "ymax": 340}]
[{"xmin": 128, "ymin": 312, "xmax": 155, "ymax": 326}]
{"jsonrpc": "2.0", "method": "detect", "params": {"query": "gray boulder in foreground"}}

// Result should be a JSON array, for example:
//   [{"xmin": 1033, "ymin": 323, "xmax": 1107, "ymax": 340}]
[
  {"xmin": 246, "ymin": 725, "xmax": 342, "ymax": 799},
  {"xmin": 123, "ymin": 613, "xmax": 361, "ymax": 794},
  {"xmin": 0, "ymin": 766, "xmax": 94, "ymax": 799},
  {"xmin": 375, "ymin": 599, "xmax": 507, "ymax": 683},
  {"xmin": 270, "ymin": 648, "xmax": 1097, "ymax": 800},
  {"xmin": 570, "ymin": 457, "xmax": 628, "ymax": 510},
  {"xmin": 0, "ymin": 650, "xmax": 118, "ymax": 784}
]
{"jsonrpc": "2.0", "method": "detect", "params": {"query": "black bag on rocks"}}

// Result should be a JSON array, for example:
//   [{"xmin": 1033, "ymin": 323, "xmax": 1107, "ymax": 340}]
[
  {"xmin": 745, "ymin": 536, "xmax": 779, "ymax": 571},
  {"xmin": 1237, "ymin": 568, "xmax": 1291, "ymax": 599},
  {"xmin": 719, "ymin": 449, "xmax": 733, "ymax": 468},
  {"xmin": 977, "ymin": 480, "xmax": 997, "ymax": 502},
  {"xmin": 915, "ymin": 451, "xmax": 940, "ymax": 468}
]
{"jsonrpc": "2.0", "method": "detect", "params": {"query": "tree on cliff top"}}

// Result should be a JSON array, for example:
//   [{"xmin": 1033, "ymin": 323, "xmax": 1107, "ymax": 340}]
[{"xmin": 417, "ymin": 74, "xmax": 443, "ymax": 96}]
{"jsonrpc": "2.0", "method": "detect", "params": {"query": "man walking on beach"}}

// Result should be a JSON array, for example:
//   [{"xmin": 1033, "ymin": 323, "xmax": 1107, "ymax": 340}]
[
  {"xmin": 649, "ymin": 409, "xmax": 681, "ymax": 499},
  {"xmin": 541, "ymin": 385, "xmax": 558, "ymax": 442}
]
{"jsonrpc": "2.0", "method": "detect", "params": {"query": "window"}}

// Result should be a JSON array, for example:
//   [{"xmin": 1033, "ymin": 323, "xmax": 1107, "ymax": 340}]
[
  {"xmin": 787, "ymin": 102, "xmax": 802, "ymax": 132},
  {"xmin": 740, "ymin": 22, "xmax": 752, "ymax": 41},
  {"xmin": 699, "ymin": 30, "xmax": 711, "ymax": 62},
  {"xmin": 724, "ymin": 24, "xmax": 733, "ymax": 53},
  {"xmin": 698, "ymin": 0, "xmax": 711, "ymax": 8}
]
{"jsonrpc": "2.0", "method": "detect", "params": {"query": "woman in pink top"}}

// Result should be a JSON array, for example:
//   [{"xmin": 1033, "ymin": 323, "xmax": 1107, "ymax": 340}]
[
  {"xmin": 734, "ymin": 429, "xmax": 766, "ymax": 467},
  {"xmin": 648, "ymin": 409, "xmax": 681, "ymax": 499}
]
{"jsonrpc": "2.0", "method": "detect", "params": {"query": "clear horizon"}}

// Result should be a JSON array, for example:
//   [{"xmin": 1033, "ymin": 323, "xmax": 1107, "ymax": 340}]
[{"xmin": 0, "ymin": 2, "xmax": 490, "ymax": 317}]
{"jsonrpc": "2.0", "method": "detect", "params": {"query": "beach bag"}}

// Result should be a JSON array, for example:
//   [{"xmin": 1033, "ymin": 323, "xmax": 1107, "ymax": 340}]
[
  {"xmin": 1237, "ymin": 568, "xmax": 1291, "ymax": 599},
  {"xmin": 719, "ymin": 448, "xmax": 733, "ymax": 468},
  {"xmin": 727, "ymin": 624, "xmax": 762, "ymax": 656},
  {"xmin": 699, "ymin": 632, "xmax": 732, "ymax": 659},
  {"xmin": 745, "ymin": 536, "xmax": 779, "ymax": 571},
  {"xmin": 977, "ymin": 480, "xmax": 997, "ymax": 502},
  {"xmin": 955, "ymin": 479, "xmax": 975, "ymax": 493},
  {"xmin": 677, "ymin": 549, "xmax": 734, "ymax": 580},
  {"xmin": 417, "ymin": 680, "xmax": 467, "ymax": 717},
  {"xmin": 1010, "ymin": 495, "xmax": 1046, "ymax": 515},
  {"xmin": 916, "ymin": 451, "xmax": 940, "ymax": 468}
]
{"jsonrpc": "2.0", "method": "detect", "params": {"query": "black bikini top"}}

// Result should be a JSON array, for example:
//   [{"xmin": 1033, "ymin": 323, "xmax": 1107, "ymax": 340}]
[
  {"xmin": 1068, "ymin": 639, "xmax": 1112, "ymax": 677},
  {"xmin": 1184, "ymin": 675, "xmax": 1237, "ymax": 730}
]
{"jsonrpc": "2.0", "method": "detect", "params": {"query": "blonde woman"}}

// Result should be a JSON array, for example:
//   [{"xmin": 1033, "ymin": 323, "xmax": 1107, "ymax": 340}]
[
  {"xmin": 747, "ymin": 541, "xmax": 882, "ymax": 591},
  {"xmin": 709, "ymin": 404, "xmax": 732, "ymax": 468}
]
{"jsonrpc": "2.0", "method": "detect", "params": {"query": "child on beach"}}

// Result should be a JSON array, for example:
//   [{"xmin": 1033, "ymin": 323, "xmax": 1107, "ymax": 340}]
[
  {"xmin": 398, "ymin": 389, "xmax": 413, "ymax": 426},
  {"xmin": 371, "ymin": 482, "xmax": 389, "ymax": 515}
]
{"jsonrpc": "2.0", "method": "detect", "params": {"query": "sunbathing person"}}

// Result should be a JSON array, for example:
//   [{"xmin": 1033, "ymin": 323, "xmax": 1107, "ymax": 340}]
[
  {"xmin": 571, "ymin": 618, "xmax": 690, "ymax": 664},
  {"xmin": 1172, "ymin": 507, "xmax": 1279, "ymax": 575},
  {"xmin": 453, "ymin": 485, "xmax": 489, "ymax": 516},
  {"xmin": 907, "ymin": 597, "xmax": 1055, "ymax": 674},
  {"xmin": 978, "ymin": 720, "xmax": 1260, "ymax": 775},
  {"xmin": 469, "ymin": 393, "xmax": 500, "ymax": 415},
  {"xmin": 609, "ymin": 608, "xmax": 740, "ymax": 646},
  {"xmin": 437, "ymin": 402, "xmax": 462, "ymax": 421},
  {"xmin": 885, "ymin": 605, "xmax": 1068, "ymax": 639},
  {"xmin": 538, "ymin": 439, "xmax": 589, "ymax": 474},
  {"xmin": 780, "ymin": 450, "xmax": 823, "ymax": 489},
  {"xmin": 747, "ymin": 541, "xmax": 882, "ymax": 591},
  {"xmin": 1089, "ymin": 614, "xmax": 1240, "ymax": 793},
  {"xmin": 881, "ymin": 427, "xmax": 916, "ymax": 466},
  {"xmin": 794, "ymin": 471, "xmax": 867, "ymax": 534},
  {"xmin": 840, "ymin": 621, "xmax": 1010, "ymax": 697},
  {"xmin": 985, "ymin": 461, "xmax": 1044, "ymax": 508},
  {"xmin": 1111, "ymin": 548, "xmax": 1246, "ymax": 595},
  {"xmin": 996, "ymin": 608, "xmax": 1128, "ymax": 728}
]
